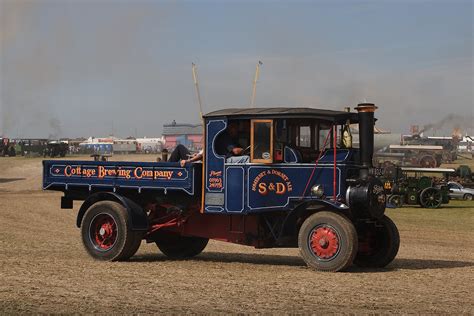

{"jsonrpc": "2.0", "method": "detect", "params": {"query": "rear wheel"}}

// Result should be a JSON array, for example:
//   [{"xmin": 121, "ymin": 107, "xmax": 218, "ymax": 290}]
[
  {"xmin": 155, "ymin": 234, "xmax": 208, "ymax": 259},
  {"xmin": 419, "ymin": 187, "xmax": 442, "ymax": 208},
  {"xmin": 354, "ymin": 215, "xmax": 400, "ymax": 268},
  {"xmin": 81, "ymin": 201, "xmax": 143, "ymax": 261},
  {"xmin": 298, "ymin": 211, "xmax": 358, "ymax": 272},
  {"xmin": 419, "ymin": 155, "xmax": 436, "ymax": 168}
]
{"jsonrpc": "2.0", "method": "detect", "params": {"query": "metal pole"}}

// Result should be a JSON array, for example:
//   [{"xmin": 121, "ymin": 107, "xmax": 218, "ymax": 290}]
[
  {"xmin": 333, "ymin": 125, "xmax": 337, "ymax": 201},
  {"xmin": 192, "ymin": 63, "xmax": 204, "ymax": 118},
  {"xmin": 250, "ymin": 61, "xmax": 262, "ymax": 108}
]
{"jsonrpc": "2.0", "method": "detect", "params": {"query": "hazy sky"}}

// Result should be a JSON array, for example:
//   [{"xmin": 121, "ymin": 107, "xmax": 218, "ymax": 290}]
[{"xmin": 0, "ymin": 0, "xmax": 472, "ymax": 138}]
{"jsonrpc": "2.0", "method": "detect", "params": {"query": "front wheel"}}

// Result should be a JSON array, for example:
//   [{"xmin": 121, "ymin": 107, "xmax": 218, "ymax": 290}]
[
  {"xmin": 388, "ymin": 195, "xmax": 403, "ymax": 208},
  {"xmin": 464, "ymin": 194, "xmax": 473, "ymax": 201},
  {"xmin": 354, "ymin": 215, "xmax": 400, "ymax": 268},
  {"xmin": 81, "ymin": 201, "xmax": 143, "ymax": 261},
  {"xmin": 298, "ymin": 211, "xmax": 358, "ymax": 272},
  {"xmin": 155, "ymin": 234, "xmax": 208, "ymax": 259}
]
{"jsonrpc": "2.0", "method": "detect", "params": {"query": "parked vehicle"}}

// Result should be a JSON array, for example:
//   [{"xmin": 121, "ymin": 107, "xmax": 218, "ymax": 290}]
[
  {"xmin": 42, "ymin": 103, "xmax": 399, "ymax": 272},
  {"xmin": 374, "ymin": 144, "xmax": 447, "ymax": 168},
  {"xmin": 44, "ymin": 141, "xmax": 68, "ymax": 158},
  {"xmin": 380, "ymin": 167, "xmax": 452, "ymax": 209},
  {"xmin": 112, "ymin": 139, "xmax": 137, "ymax": 154},
  {"xmin": 447, "ymin": 181, "xmax": 474, "ymax": 200},
  {"xmin": 0, "ymin": 138, "xmax": 16, "ymax": 157},
  {"xmin": 18, "ymin": 139, "xmax": 48, "ymax": 156}
]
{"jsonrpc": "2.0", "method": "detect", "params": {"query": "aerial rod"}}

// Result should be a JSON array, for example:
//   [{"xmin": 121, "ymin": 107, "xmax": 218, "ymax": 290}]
[
  {"xmin": 250, "ymin": 60, "xmax": 263, "ymax": 108},
  {"xmin": 192, "ymin": 63, "xmax": 204, "ymax": 118}
]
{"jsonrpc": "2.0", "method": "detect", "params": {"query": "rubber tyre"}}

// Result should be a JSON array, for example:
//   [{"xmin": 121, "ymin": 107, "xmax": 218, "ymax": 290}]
[
  {"xmin": 81, "ymin": 201, "xmax": 143, "ymax": 261},
  {"xmin": 354, "ymin": 215, "xmax": 400, "ymax": 268},
  {"xmin": 464, "ymin": 194, "xmax": 473, "ymax": 201},
  {"xmin": 419, "ymin": 187, "xmax": 442, "ymax": 208},
  {"xmin": 156, "ymin": 235, "xmax": 208, "ymax": 259},
  {"xmin": 388, "ymin": 195, "xmax": 403, "ymax": 208},
  {"xmin": 298, "ymin": 211, "xmax": 358, "ymax": 272}
]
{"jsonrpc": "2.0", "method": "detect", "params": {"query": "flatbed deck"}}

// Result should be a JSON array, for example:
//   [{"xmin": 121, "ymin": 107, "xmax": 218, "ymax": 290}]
[{"xmin": 43, "ymin": 160, "xmax": 199, "ymax": 195}]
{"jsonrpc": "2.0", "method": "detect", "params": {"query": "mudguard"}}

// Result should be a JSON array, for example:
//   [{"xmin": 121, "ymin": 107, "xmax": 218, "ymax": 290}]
[
  {"xmin": 76, "ymin": 192, "xmax": 148, "ymax": 231},
  {"xmin": 278, "ymin": 199, "xmax": 351, "ymax": 243}
]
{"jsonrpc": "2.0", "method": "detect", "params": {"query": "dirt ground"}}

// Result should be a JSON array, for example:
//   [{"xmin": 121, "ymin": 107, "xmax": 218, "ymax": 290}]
[{"xmin": 0, "ymin": 155, "xmax": 473, "ymax": 314}]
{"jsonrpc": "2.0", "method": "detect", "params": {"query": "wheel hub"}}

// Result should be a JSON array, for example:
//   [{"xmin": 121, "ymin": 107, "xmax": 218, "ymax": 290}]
[
  {"xmin": 90, "ymin": 214, "xmax": 117, "ymax": 251},
  {"xmin": 319, "ymin": 238, "xmax": 329, "ymax": 248},
  {"xmin": 310, "ymin": 226, "xmax": 339, "ymax": 259}
]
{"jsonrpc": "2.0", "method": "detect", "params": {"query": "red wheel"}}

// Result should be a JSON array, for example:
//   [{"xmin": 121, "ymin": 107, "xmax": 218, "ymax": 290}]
[
  {"xmin": 309, "ymin": 225, "xmax": 340, "ymax": 260},
  {"xmin": 298, "ymin": 211, "xmax": 357, "ymax": 272},
  {"xmin": 419, "ymin": 155, "xmax": 436, "ymax": 168},
  {"xmin": 89, "ymin": 213, "xmax": 118, "ymax": 251},
  {"xmin": 81, "ymin": 201, "xmax": 143, "ymax": 261}
]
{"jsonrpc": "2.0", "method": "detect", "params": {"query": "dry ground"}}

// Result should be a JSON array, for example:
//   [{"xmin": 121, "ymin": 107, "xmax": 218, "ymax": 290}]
[{"xmin": 0, "ymin": 155, "xmax": 473, "ymax": 314}]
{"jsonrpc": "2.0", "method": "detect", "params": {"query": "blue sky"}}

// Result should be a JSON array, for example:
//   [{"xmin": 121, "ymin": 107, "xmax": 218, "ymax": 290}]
[{"xmin": 1, "ymin": 0, "xmax": 472, "ymax": 138}]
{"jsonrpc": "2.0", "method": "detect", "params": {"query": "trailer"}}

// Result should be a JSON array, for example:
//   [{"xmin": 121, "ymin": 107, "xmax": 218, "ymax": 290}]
[
  {"xmin": 112, "ymin": 139, "xmax": 137, "ymax": 154},
  {"xmin": 43, "ymin": 103, "xmax": 399, "ymax": 272}
]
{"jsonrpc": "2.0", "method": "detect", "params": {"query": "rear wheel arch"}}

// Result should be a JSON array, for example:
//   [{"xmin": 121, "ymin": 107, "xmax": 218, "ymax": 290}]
[{"xmin": 77, "ymin": 192, "xmax": 148, "ymax": 231}]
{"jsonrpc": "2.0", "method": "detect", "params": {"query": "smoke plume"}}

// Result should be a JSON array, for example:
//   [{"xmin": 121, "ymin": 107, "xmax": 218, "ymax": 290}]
[{"xmin": 420, "ymin": 114, "xmax": 474, "ymax": 134}]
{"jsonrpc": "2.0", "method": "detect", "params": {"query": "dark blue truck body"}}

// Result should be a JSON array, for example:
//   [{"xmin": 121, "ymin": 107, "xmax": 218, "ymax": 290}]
[{"xmin": 43, "ymin": 148, "xmax": 357, "ymax": 214}]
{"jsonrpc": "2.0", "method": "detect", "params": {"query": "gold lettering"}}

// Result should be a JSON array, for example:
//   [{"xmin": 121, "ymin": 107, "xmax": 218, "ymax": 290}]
[
  {"xmin": 276, "ymin": 182, "xmax": 286, "ymax": 195},
  {"xmin": 98, "ymin": 166, "xmax": 106, "ymax": 178},
  {"xmin": 258, "ymin": 183, "xmax": 267, "ymax": 195},
  {"xmin": 64, "ymin": 165, "xmax": 71, "ymax": 177},
  {"xmin": 134, "ymin": 167, "xmax": 142, "ymax": 179}
]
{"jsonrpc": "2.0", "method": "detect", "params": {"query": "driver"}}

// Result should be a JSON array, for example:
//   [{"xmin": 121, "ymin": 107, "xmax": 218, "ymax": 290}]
[{"xmin": 216, "ymin": 121, "xmax": 249, "ymax": 163}]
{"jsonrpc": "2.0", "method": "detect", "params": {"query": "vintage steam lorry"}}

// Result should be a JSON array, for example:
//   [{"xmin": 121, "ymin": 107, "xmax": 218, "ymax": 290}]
[{"xmin": 43, "ymin": 103, "xmax": 399, "ymax": 272}]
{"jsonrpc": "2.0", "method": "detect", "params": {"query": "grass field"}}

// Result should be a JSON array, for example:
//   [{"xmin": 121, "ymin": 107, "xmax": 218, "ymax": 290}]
[{"xmin": 388, "ymin": 200, "xmax": 473, "ymax": 232}]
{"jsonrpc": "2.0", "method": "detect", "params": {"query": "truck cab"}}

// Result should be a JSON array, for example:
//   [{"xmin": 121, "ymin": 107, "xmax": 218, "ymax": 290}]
[{"xmin": 43, "ymin": 103, "xmax": 399, "ymax": 272}]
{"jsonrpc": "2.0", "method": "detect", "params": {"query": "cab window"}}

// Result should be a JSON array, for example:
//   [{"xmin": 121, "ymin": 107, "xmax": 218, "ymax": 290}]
[
  {"xmin": 298, "ymin": 126, "xmax": 311, "ymax": 148},
  {"xmin": 319, "ymin": 126, "xmax": 331, "ymax": 150},
  {"xmin": 251, "ymin": 120, "xmax": 273, "ymax": 163}
]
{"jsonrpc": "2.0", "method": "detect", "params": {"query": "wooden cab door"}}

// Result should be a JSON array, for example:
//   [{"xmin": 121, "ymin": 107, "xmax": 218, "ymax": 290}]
[{"xmin": 250, "ymin": 119, "xmax": 273, "ymax": 163}]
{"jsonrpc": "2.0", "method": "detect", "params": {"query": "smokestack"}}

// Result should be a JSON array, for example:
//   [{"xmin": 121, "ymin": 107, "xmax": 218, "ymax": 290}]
[{"xmin": 355, "ymin": 103, "xmax": 377, "ymax": 178}]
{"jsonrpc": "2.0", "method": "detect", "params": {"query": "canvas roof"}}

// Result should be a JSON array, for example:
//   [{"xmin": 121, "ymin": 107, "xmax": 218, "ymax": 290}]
[{"xmin": 203, "ymin": 107, "xmax": 360, "ymax": 123}]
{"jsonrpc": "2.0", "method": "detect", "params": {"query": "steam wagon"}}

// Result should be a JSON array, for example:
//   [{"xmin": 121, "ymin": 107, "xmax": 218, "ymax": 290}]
[
  {"xmin": 43, "ymin": 103, "xmax": 399, "ymax": 272},
  {"xmin": 382, "ymin": 167, "xmax": 452, "ymax": 209}
]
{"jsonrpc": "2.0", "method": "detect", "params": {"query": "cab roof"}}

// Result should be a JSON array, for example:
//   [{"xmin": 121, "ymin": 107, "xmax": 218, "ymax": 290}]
[{"xmin": 203, "ymin": 107, "xmax": 360, "ymax": 123}]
